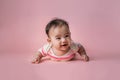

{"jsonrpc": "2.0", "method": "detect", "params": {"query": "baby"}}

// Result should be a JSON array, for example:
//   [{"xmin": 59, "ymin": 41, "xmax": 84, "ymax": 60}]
[{"xmin": 32, "ymin": 18, "xmax": 89, "ymax": 63}]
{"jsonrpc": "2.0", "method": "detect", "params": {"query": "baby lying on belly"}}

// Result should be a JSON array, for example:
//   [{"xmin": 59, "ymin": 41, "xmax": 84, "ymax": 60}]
[{"xmin": 31, "ymin": 18, "xmax": 89, "ymax": 63}]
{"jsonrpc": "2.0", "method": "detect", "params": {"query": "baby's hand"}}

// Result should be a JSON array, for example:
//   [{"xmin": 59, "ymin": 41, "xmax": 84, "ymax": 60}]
[
  {"xmin": 31, "ymin": 56, "xmax": 41, "ymax": 64},
  {"xmin": 81, "ymin": 55, "xmax": 89, "ymax": 62},
  {"xmin": 31, "ymin": 53, "xmax": 42, "ymax": 64}
]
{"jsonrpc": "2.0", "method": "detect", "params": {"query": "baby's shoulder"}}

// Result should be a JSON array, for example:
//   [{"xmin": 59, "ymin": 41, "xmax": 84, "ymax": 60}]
[
  {"xmin": 70, "ymin": 41, "xmax": 82, "ymax": 52},
  {"xmin": 42, "ymin": 43, "xmax": 52, "ymax": 51},
  {"xmin": 38, "ymin": 43, "xmax": 52, "ymax": 53},
  {"xmin": 71, "ymin": 41, "xmax": 82, "ymax": 47}
]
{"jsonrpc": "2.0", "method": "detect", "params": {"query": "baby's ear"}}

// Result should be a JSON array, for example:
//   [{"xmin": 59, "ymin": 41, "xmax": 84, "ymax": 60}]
[{"xmin": 47, "ymin": 38, "xmax": 51, "ymax": 43}]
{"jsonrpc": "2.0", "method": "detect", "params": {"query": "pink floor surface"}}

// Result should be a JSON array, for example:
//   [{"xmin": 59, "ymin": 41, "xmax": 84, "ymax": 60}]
[{"xmin": 0, "ymin": 53, "xmax": 120, "ymax": 80}]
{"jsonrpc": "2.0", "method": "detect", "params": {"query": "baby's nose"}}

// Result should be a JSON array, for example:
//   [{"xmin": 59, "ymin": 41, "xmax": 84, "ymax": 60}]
[{"xmin": 61, "ymin": 38, "xmax": 67, "ymax": 42}]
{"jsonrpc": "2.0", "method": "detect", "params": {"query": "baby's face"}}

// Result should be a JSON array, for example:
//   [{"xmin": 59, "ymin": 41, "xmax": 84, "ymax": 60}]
[{"xmin": 48, "ymin": 26, "xmax": 72, "ymax": 52}]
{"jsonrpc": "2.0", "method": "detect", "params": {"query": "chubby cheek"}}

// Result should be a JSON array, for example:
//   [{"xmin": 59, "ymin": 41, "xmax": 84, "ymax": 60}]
[
  {"xmin": 67, "ymin": 39, "xmax": 72, "ymax": 45},
  {"xmin": 52, "ymin": 41, "xmax": 60, "ymax": 47},
  {"xmin": 53, "ymin": 44, "xmax": 61, "ymax": 50}
]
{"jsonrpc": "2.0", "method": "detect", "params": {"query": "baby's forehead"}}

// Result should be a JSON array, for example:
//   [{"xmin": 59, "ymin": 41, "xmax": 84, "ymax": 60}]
[
  {"xmin": 49, "ymin": 26, "xmax": 70, "ymax": 36},
  {"xmin": 51, "ymin": 25, "xmax": 69, "ymax": 31}
]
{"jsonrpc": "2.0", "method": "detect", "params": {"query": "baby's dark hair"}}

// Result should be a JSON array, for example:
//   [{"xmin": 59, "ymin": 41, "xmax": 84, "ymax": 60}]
[{"xmin": 45, "ymin": 18, "xmax": 69, "ymax": 37}]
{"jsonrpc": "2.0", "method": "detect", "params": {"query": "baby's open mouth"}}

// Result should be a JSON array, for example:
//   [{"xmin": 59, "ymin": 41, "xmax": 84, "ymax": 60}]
[{"xmin": 61, "ymin": 44, "xmax": 68, "ymax": 46}]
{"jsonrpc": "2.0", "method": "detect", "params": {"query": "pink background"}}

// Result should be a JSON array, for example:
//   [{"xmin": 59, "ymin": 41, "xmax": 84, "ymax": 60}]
[{"xmin": 0, "ymin": 0, "xmax": 120, "ymax": 80}]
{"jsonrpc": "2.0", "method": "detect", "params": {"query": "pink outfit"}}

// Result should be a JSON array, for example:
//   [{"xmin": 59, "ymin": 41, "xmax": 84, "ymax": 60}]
[{"xmin": 38, "ymin": 41, "xmax": 81, "ymax": 61}]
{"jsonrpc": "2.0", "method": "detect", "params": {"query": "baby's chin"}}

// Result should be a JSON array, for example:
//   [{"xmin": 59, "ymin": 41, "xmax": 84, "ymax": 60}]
[{"xmin": 60, "ymin": 46, "xmax": 70, "ymax": 51}]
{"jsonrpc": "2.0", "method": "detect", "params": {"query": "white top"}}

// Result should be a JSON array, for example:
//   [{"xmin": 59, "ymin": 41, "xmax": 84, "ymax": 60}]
[{"xmin": 38, "ymin": 41, "xmax": 82, "ymax": 61}]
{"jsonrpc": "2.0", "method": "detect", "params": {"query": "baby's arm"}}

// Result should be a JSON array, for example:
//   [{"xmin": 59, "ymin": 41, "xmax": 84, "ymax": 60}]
[
  {"xmin": 77, "ymin": 45, "xmax": 89, "ymax": 61},
  {"xmin": 31, "ymin": 51, "xmax": 43, "ymax": 64}
]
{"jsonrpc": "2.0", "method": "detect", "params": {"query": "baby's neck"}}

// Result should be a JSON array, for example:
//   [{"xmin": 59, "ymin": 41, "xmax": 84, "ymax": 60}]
[{"xmin": 52, "ymin": 47, "xmax": 70, "ymax": 56}]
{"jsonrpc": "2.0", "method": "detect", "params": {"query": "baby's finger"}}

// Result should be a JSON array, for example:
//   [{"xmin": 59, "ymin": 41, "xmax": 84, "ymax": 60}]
[
  {"xmin": 35, "ymin": 61, "xmax": 40, "ymax": 64},
  {"xmin": 31, "ymin": 60, "xmax": 36, "ymax": 63},
  {"xmin": 85, "ymin": 56, "xmax": 89, "ymax": 61},
  {"xmin": 31, "ymin": 58, "xmax": 37, "ymax": 63}
]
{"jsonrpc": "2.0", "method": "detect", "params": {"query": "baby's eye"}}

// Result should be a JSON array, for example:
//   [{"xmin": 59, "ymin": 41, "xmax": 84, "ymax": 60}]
[
  {"xmin": 56, "ymin": 37, "xmax": 61, "ymax": 40},
  {"xmin": 65, "ymin": 35, "xmax": 69, "ymax": 37}
]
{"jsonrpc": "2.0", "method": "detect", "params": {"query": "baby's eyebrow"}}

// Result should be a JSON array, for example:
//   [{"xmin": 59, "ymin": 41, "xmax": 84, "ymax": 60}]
[
  {"xmin": 65, "ymin": 32, "xmax": 70, "ymax": 34},
  {"xmin": 55, "ymin": 32, "xmax": 70, "ymax": 37},
  {"xmin": 55, "ymin": 35, "xmax": 61, "ymax": 37}
]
